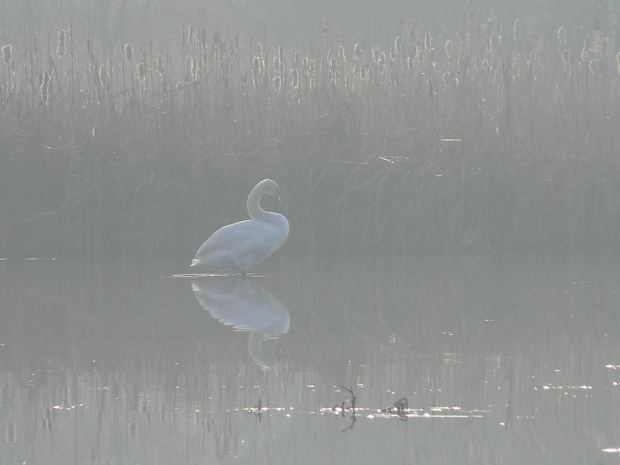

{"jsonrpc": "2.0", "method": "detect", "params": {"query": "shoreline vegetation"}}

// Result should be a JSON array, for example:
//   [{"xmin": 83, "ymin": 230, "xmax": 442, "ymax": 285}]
[{"xmin": 1, "ymin": 13, "xmax": 620, "ymax": 260}]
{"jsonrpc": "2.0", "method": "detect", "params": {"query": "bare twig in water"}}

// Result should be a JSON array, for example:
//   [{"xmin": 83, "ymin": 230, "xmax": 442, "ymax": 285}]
[
  {"xmin": 381, "ymin": 397, "xmax": 408, "ymax": 421},
  {"xmin": 341, "ymin": 414, "xmax": 356, "ymax": 433},
  {"xmin": 337, "ymin": 386, "xmax": 357, "ymax": 432},
  {"xmin": 341, "ymin": 386, "xmax": 356, "ymax": 411},
  {"xmin": 247, "ymin": 399, "xmax": 262, "ymax": 421}
]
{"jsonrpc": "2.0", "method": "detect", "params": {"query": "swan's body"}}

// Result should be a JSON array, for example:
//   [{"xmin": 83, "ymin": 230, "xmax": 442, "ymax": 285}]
[{"xmin": 191, "ymin": 179, "xmax": 289, "ymax": 272}]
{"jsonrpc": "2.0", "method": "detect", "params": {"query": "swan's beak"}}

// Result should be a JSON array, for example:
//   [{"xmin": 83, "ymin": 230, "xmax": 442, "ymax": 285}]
[
  {"xmin": 276, "ymin": 193, "xmax": 282, "ymax": 202},
  {"xmin": 190, "ymin": 257, "xmax": 199, "ymax": 267}
]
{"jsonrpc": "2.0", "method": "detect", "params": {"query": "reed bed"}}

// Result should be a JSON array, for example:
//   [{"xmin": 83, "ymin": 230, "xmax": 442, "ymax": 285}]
[{"xmin": 1, "ymin": 15, "xmax": 620, "ymax": 259}]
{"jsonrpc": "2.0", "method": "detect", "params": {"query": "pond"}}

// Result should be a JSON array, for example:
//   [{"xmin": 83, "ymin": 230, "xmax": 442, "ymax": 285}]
[{"xmin": 1, "ymin": 253, "xmax": 619, "ymax": 464}]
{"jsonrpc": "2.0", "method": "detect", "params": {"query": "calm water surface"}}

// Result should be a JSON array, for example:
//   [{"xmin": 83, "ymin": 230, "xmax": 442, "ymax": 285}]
[{"xmin": 1, "ymin": 253, "xmax": 620, "ymax": 464}]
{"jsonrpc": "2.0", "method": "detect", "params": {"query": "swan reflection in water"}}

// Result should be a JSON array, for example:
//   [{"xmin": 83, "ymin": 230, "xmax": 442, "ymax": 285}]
[{"xmin": 191, "ymin": 279, "xmax": 290, "ymax": 370}]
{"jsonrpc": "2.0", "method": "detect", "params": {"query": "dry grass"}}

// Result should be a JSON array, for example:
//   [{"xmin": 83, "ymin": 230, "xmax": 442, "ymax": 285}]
[{"xmin": 1, "ymin": 15, "xmax": 620, "ymax": 259}]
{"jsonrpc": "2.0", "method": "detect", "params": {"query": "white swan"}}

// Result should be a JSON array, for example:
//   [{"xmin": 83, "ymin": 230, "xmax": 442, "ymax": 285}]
[{"xmin": 191, "ymin": 179, "xmax": 289, "ymax": 273}]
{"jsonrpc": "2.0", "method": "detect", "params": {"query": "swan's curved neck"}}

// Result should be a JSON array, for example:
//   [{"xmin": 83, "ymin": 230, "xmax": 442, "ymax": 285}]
[{"xmin": 247, "ymin": 183, "xmax": 271, "ymax": 221}]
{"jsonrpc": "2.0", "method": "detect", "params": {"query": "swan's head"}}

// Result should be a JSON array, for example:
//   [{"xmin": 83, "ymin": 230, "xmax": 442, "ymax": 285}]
[{"xmin": 256, "ymin": 179, "xmax": 281, "ymax": 201}]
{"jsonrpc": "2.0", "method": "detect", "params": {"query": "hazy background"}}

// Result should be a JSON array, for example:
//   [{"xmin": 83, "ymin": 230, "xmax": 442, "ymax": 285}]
[
  {"xmin": 1, "ymin": 1, "xmax": 612, "ymax": 45},
  {"xmin": 1, "ymin": 0, "xmax": 619, "ymax": 260}
]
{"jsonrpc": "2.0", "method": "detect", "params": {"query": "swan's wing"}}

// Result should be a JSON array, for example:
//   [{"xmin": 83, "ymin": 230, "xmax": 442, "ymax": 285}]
[
  {"xmin": 195, "ymin": 220, "xmax": 254, "ymax": 256},
  {"xmin": 223, "ymin": 222, "xmax": 284, "ymax": 265},
  {"xmin": 194, "ymin": 220, "xmax": 284, "ymax": 270}
]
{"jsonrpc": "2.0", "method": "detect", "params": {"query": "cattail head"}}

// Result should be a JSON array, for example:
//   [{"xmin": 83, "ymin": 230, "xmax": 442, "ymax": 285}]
[
  {"xmin": 190, "ymin": 57, "xmax": 199, "ymax": 80},
  {"xmin": 2, "ymin": 44, "xmax": 13, "ymax": 64},
  {"xmin": 428, "ymin": 48, "xmax": 435, "ymax": 64},
  {"xmin": 354, "ymin": 43, "xmax": 362, "ymax": 60},
  {"xmin": 362, "ymin": 62, "xmax": 371, "ymax": 80},
  {"xmin": 424, "ymin": 31, "xmax": 432, "ymax": 50},
  {"xmin": 407, "ymin": 56, "xmax": 414, "ymax": 71},
  {"xmin": 141, "ymin": 394, "xmax": 150, "ymax": 414},
  {"xmin": 40, "ymin": 72, "xmax": 51, "ymax": 105},
  {"xmin": 137, "ymin": 62, "xmax": 146, "ymax": 81},
  {"xmin": 272, "ymin": 75, "xmax": 281, "ymax": 93},
  {"xmin": 99, "ymin": 63, "xmax": 109, "ymax": 86},
  {"xmin": 291, "ymin": 67, "xmax": 299, "ymax": 88},
  {"xmin": 486, "ymin": 33, "xmax": 494, "ymax": 54},
  {"xmin": 616, "ymin": 52, "xmax": 620, "ymax": 75},
  {"xmin": 87, "ymin": 37, "xmax": 94, "ymax": 60},
  {"xmin": 124, "ymin": 43, "xmax": 133, "ymax": 62},
  {"xmin": 556, "ymin": 26, "xmax": 567, "ymax": 47},
  {"xmin": 394, "ymin": 35, "xmax": 403, "ymax": 54},
  {"xmin": 372, "ymin": 48, "xmax": 379, "ymax": 64},
  {"xmin": 389, "ymin": 46, "xmax": 396, "ymax": 61},
  {"xmin": 588, "ymin": 58, "xmax": 599, "ymax": 75},
  {"xmin": 338, "ymin": 44, "xmax": 346, "ymax": 62},
  {"xmin": 188, "ymin": 25, "xmax": 194, "ymax": 46},
  {"xmin": 252, "ymin": 66, "xmax": 259, "ymax": 88},
  {"xmin": 156, "ymin": 54, "xmax": 165, "ymax": 75},
  {"xmin": 562, "ymin": 49, "xmax": 572, "ymax": 76},
  {"xmin": 344, "ymin": 75, "xmax": 353, "ymax": 92},
  {"xmin": 512, "ymin": 19, "xmax": 521, "ymax": 41},
  {"xmin": 57, "ymin": 30, "xmax": 66, "ymax": 57},
  {"xmin": 329, "ymin": 57, "xmax": 337, "ymax": 73},
  {"xmin": 444, "ymin": 40, "xmax": 453, "ymax": 59},
  {"xmin": 184, "ymin": 56, "xmax": 191, "ymax": 81},
  {"xmin": 591, "ymin": 27, "xmax": 604, "ymax": 56},
  {"xmin": 241, "ymin": 68, "xmax": 248, "ymax": 89},
  {"xmin": 481, "ymin": 58, "xmax": 489, "ymax": 73}
]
